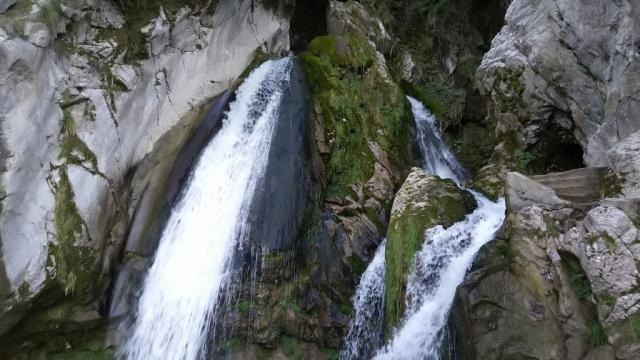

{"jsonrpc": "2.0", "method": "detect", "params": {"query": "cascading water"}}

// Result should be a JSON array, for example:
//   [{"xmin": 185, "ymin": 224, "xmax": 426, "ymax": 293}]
[
  {"xmin": 121, "ymin": 58, "xmax": 292, "ymax": 360},
  {"xmin": 375, "ymin": 193, "xmax": 505, "ymax": 360},
  {"xmin": 341, "ymin": 96, "xmax": 505, "ymax": 360},
  {"xmin": 340, "ymin": 240, "xmax": 387, "ymax": 360},
  {"xmin": 410, "ymin": 96, "xmax": 467, "ymax": 185}
]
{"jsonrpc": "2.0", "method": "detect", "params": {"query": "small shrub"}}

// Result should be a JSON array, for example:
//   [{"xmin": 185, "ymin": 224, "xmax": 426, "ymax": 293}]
[
  {"xmin": 514, "ymin": 149, "xmax": 538, "ymax": 174},
  {"xmin": 588, "ymin": 320, "xmax": 607, "ymax": 347}
]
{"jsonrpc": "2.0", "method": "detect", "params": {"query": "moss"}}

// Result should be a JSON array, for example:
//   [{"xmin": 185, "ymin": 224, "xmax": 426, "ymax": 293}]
[
  {"xmin": 514, "ymin": 148, "xmax": 539, "ymax": 174},
  {"xmin": 599, "ymin": 169, "xmax": 623, "ymax": 199},
  {"xmin": 401, "ymin": 80, "xmax": 445, "ymax": 119},
  {"xmin": 40, "ymin": 0, "xmax": 62, "ymax": 30},
  {"xmin": 97, "ymin": 66, "xmax": 128, "ymax": 113},
  {"xmin": 219, "ymin": 337, "xmax": 241, "ymax": 352},
  {"xmin": 321, "ymin": 346, "xmax": 339, "ymax": 360},
  {"xmin": 448, "ymin": 121, "xmax": 497, "ymax": 177},
  {"xmin": 560, "ymin": 252, "xmax": 592, "ymax": 301},
  {"xmin": 234, "ymin": 300, "xmax": 253, "ymax": 315},
  {"xmin": 280, "ymin": 335, "xmax": 302, "ymax": 360},
  {"xmin": 18, "ymin": 282, "xmax": 32, "ymax": 300},
  {"xmin": 301, "ymin": 34, "xmax": 413, "ymax": 197},
  {"xmin": 48, "ymin": 109, "xmax": 102, "ymax": 299},
  {"xmin": 587, "ymin": 320, "xmax": 607, "ymax": 348},
  {"xmin": 238, "ymin": 48, "xmax": 269, "ymax": 83},
  {"xmin": 60, "ymin": 110, "xmax": 99, "ymax": 173},
  {"xmin": 627, "ymin": 315, "xmax": 640, "ymax": 343},
  {"xmin": 339, "ymin": 303, "xmax": 355, "ymax": 318},
  {"xmin": 384, "ymin": 218, "xmax": 419, "ymax": 336},
  {"xmin": 384, "ymin": 175, "xmax": 476, "ymax": 336},
  {"xmin": 347, "ymin": 255, "xmax": 366, "ymax": 276}
]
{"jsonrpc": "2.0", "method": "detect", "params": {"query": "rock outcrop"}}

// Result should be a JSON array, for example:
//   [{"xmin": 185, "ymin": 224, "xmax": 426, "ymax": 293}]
[
  {"xmin": 384, "ymin": 168, "xmax": 476, "ymax": 336},
  {"xmin": 477, "ymin": 0, "xmax": 640, "ymax": 168},
  {"xmin": 0, "ymin": 0, "xmax": 293, "ymax": 357},
  {"xmin": 455, "ymin": 171, "xmax": 640, "ymax": 359}
]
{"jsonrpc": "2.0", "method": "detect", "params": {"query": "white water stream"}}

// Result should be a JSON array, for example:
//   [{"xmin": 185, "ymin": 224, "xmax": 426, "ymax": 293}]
[
  {"xmin": 340, "ymin": 240, "xmax": 387, "ymax": 360},
  {"xmin": 121, "ymin": 58, "xmax": 292, "ymax": 360},
  {"xmin": 341, "ymin": 96, "xmax": 505, "ymax": 360}
]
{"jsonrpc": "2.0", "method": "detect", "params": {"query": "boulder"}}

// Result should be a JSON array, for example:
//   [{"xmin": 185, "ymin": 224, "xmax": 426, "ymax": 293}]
[
  {"xmin": 506, "ymin": 172, "xmax": 571, "ymax": 212},
  {"xmin": 384, "ymin": 168, "xmax": 476, "ymax": 335}
]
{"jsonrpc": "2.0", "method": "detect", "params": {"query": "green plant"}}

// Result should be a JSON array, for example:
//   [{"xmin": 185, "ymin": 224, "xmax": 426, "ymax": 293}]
[
  {"xmin": 385, "ymin": 219, "xmax": 420, "ymax": 336},
  {"xmin": 300, "ymin": 34, "xmax": 412, "ymax": 197},
  {"xmin": 628, "ymin": 315, "xmax": 640, "ymax": 343},
  {"xmin": 40, "ymin": 0, "xmax": 62, "ymax": 30},
  {"xmin": 514, "ymin": 149, "xmax": 538, "ymax": 174},
  {"xmin": 280, "ymin": 336, "xmax": 302, "ymax": 360},
  {"xmin": 587, "ymin": 320, "xmax": 607, "ymax": 347},
  {"xmin": 560, "ymin": 252, "xmax": 592, "ymax": 301}
]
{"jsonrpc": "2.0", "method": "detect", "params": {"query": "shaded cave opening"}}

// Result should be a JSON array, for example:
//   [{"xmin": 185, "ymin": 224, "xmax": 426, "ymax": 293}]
[{"xmin": 289, "ymin": 0, "xmax": 329, "ymax": 52}]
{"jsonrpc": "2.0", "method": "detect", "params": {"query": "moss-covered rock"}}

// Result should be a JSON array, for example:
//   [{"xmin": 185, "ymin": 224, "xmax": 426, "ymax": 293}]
[
  {"xmin": 384, "ymin": 168, "xmax": 476, "ymax": 336},
  {"xmin": 300, "ymin": 33, "xmax": 413, "ymax": 199}
]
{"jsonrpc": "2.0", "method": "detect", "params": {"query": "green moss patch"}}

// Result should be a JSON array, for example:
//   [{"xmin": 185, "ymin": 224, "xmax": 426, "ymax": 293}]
[
  {"xmin": 301, "ymin": 34, "xmax": 413, "ymax": 199},
  {"xmin": 48, "ymin": 109, "xmax": 102, "ymax": 299}
]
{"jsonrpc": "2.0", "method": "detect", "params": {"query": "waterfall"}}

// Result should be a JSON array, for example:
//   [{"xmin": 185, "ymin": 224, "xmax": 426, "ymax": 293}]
[
  {"xmin": 121, "ymin": 58, "xmax": 292, "ymax": 360},
  {"xmin": 409, "ymin": 97, "xmax": 467, "ymax": 185},
  {"xmin": 340, "ymin": 96, "xmax": 505, "ymax": 360},
  {"xmin": 340, "ymin": 240, "xmax": 387, "ymax": 360},
  {"xmin": 375, "ymin": 192, "xmax": 505, "ymax": 360}
]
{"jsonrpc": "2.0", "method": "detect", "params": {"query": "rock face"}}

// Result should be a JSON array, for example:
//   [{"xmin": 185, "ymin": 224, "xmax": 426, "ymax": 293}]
[
  {"xmin": 477, "ymin": 0, "xmax": 640, "ymax": 167},
  {"xmin": 211, "ymin": 1, "xmax": 419, "ymax": 357},
  {"xmin": 0, "ymin": 0, "xmax": 16, "ymax": 13},
  {"xmin": 0, "ymin": 0, "xmax": 293, "ymax": 356},
  {"xmin": 384, "ymin": 168, "xmax": 476, "ymax": 336},
  {"xmin": 455, "ymin": 172, "xmax": 640, "ymax": 360}
]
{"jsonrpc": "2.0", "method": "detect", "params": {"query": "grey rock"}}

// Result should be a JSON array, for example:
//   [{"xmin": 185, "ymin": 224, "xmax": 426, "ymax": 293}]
[
  {"xmin": 559, "ymin": 206, "xmax": 639, "ymax": 297},
  {"xmin": 24, "ymin": 22, "xmax": 51, "ymax": 47},
  {"xmin": 0, "ymin": 0, "xmax": 293, "ymax": 336},
  {"xmin": 506, "ymin": 172, "xmax": 571, "ymax": 212},
  {"xmin": 148, "ymin": 8, "xmax": 169, "ymax": 56},
  {"xmin": 478, "ymin": 0, "xmax": 640, "ymax": 167},
  {"xmin": 111, "ymin": 64, "xmax": 138, "ymax": 91},
  {"xmin": 327, "ymin": 0, "xmax": 391, "ymax": 53},
  {"xmin": 583, "ymin": 345, "xmax": 615, "ymax": 360},
  {"xmin": 608, "ymin": 130, "xmax": 640, "ymax": 198},
  {"xmin": 0, "ymin": 0, "xmax": 16, "ymax": 13},
  {"xmin": 531, "ymin": 167, "xmax": 608, "ymax": 204},
  {"xmin": 89, "ymin": 0, "xmax": 124, "ymax": 29}
]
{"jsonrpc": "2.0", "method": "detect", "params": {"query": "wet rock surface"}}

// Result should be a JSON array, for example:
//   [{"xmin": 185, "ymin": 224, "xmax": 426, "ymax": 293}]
[{"xmin": 455, "ymin": 171, "xmax": 640, "ymax": 359}]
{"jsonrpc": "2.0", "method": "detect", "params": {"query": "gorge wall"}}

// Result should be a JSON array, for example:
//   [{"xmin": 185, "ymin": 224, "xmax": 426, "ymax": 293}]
[{"xmin": 0, "ymin": 0, "xmax": 638, "ymax": 359}]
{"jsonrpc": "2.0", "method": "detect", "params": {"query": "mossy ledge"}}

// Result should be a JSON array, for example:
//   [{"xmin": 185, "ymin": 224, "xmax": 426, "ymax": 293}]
[{"xmin": 300, "ymin": 34, "xmax": 413, "ymax": 199}]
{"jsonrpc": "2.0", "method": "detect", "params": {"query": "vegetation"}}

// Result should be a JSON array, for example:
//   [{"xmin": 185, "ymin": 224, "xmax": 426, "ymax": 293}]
[
  {"xmin": 280, "ymin": 336, "xmax": 302, "ymax": 360},
  {"xmin": 628, "ymin": 315, "xmax": 640, "ymax": 343},
  {"xmin": 562, "ymin": 253, "xmax": 592, "ymax": 301},
  {"xmin": 300, "ymin": 34, "xmax": 413, "ymax": 198},
  {"xmin": 98, "ymin": 0, "xmax": 215, "ymax": 63},
  {"xmin": 46, "ymin": 108, "xmax": 102, "ymax": 299},
  {"xmin": 383, "ymin": 174, "xmax": 476, "ymax": 336},
  {"xmin": 40, "ymin": 0, "xmax": 62, "ymax": 30},
  {"xmin": 588, "ymin": 320, "xmax": 607, "ymax": 348},
  {"xmin": 385, "ymin": 218, "xmax": 420, "ymax": 336}
]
